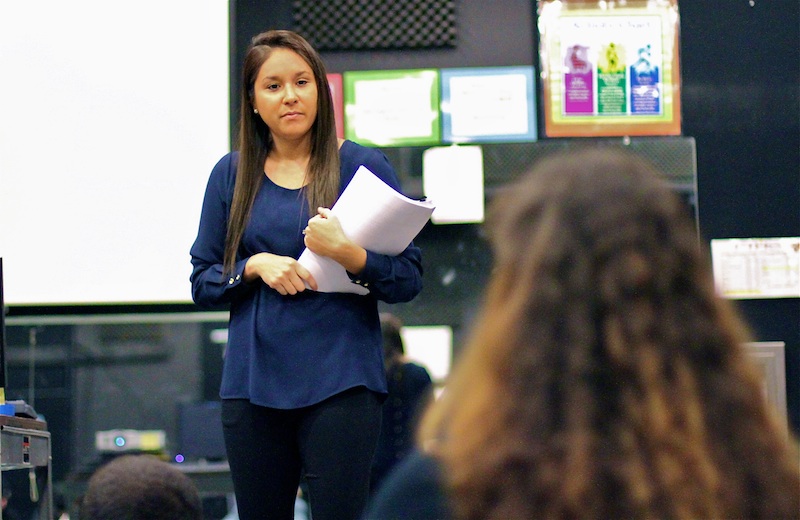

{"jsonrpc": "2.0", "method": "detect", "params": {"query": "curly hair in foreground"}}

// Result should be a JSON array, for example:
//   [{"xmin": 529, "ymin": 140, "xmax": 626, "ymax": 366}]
[{"xmin": 418, "ymin": 148, "xmax": 800, "ymax": 520}]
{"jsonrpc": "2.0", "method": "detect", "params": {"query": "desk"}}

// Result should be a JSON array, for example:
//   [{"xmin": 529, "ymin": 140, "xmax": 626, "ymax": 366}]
[
  {"xmin": 174, "ymin": 460, "xmax": 233, "ymax": 496},
  {"xmin": 0, "ymin": 415, "xmax": 52, "ymax": 520}
]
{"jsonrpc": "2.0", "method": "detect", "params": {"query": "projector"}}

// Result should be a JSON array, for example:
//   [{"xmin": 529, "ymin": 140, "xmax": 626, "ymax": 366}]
[{"xmin": 95, "ymin": 429, "xmax": 166, "ymax": 453}]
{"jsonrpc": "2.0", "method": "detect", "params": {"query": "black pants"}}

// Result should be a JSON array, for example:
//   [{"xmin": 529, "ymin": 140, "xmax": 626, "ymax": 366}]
[{"xmin": 222, "ymin": 387, "xmax": 382, "ymax": 520}]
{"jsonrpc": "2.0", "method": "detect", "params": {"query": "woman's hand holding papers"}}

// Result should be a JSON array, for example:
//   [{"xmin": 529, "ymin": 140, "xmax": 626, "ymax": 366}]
[
  {"xmin": 244, "ymin": 252, "xmax": 317, "ymax": 296},
  {"xmin": 304, "ymin": 207, "xmax": 367, "ymax": 275}
]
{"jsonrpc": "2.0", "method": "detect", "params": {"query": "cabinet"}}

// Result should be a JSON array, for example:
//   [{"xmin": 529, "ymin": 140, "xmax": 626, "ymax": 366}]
[{"xmin": 0, "ymin": 415, "xmax": 52, "ymax": 520}]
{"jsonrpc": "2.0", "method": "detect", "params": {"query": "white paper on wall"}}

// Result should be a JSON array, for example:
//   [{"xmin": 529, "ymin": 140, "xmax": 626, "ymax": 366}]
[{"xmin": 422, "ymin": 145, "xmax": 485, "ymax": 224}]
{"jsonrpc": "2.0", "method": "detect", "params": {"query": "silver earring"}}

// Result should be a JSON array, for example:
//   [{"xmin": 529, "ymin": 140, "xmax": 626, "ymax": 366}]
[{"xmin": 253, "ymin": 108, "xmax": 259, "ymax": 114}]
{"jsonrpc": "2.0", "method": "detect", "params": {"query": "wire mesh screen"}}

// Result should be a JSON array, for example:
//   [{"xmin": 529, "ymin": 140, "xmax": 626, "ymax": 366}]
[
  {"xmin": 378, "ymin": 137, "xmax": 698, "ymax": 337},
  {"xmin": 480, "ymin": 138, "xmax": 697, "ymax": 190},
  {"xmin": 381, "ymin": 137, "xmax": 697, "ymax": 199},
  {"xmin": 293, "ymin": 0, "xmax": 457, "ymax": 51}
]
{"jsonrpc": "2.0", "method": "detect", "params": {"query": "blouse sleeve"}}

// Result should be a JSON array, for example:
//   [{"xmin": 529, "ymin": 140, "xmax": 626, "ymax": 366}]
[
  {"xmin": 343, "ymin": 146, "xmax": 424, "ymax": 304},
  {"xmin": 189, "ymin": 153, "xmax": 256, "ymax": 308}
]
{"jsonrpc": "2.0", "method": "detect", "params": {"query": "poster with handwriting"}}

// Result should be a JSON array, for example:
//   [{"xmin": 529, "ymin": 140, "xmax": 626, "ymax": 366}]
[
  {"xmin": 344, "ymin": 69, "xmax": 440, "ymax": 147},
  {"xmin": 440, "ymin": 66, "xmax": 537, "ymax": 143}
]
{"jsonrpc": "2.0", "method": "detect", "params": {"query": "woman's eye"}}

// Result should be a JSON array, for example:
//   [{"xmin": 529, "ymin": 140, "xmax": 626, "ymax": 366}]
[{"xmin": 297, "ymin": 79, "xmax": 308, "ymax": 86}]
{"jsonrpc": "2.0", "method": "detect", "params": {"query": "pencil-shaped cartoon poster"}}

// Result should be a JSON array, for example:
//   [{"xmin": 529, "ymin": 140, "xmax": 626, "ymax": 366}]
[
  {"xmin": 563, "ymin": 44, "xmax": 594, "ymax": 114},
  {"xmin": 629, "ymin": 43, "xmax": 661, "ymax": 115},
  {"xmin": 597, "ymin": 41, "xmax": 627, "ymax": 114}
]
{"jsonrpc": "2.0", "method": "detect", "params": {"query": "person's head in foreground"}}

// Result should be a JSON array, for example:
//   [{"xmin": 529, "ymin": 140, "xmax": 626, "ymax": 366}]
[
  {"xmin": 80, "ymin": 454, "xmax": 202, "ymax": 520},
  {"xmin": 418, "ymin": 147, "xmax": 800, "ymax": 520}
]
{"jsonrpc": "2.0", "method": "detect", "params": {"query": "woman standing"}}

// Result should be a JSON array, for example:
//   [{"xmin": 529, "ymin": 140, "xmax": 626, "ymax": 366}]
[{"xmin": 190, "ymin": 30, "xmax": 423, "ymax": 520}]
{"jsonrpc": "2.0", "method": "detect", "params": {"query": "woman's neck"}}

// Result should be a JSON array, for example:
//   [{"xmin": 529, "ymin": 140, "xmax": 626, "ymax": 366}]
[
  {"xmin": 265, "ymin": 136, "xmax": 312, "ymax": 189},
  {"xmin": 270, "ymin": 134, "xmax": 312, "ymax": 161}
]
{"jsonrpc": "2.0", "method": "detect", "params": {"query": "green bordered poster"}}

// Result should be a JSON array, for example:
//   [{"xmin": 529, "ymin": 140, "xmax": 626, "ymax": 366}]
[
  {"xmin": 344, "ymin": 69, "xmax": 441, "ymax": 147},
  {"xmin": 538, "ymin": 0, "xmax": 681, "ymax": 137}
]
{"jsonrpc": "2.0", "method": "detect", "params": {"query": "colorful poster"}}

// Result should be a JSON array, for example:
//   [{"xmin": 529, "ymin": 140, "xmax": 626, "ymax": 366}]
[
  {"xmin": 629, "ymin": 43, "xmax": 661, "ymax": 115},
  {"xmin": 538, "ymin": 0, "xmax": 681, "ymax": 137},
  {"xmin": 563, "ymin": 44, "xmax": 594, "ymax": 114},
  {"xmin": 597, "ymin": 41, "xmax": 628, "ymax": 114}
]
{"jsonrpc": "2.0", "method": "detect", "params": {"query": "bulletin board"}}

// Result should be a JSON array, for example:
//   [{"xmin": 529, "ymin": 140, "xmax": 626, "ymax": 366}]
[{"xmin": 537, "ymin": 0, "xmax": 682, "ymax": 137}]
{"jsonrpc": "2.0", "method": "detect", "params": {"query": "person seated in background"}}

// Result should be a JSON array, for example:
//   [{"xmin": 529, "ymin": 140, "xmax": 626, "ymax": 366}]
[
  {"xmin": 80, "ymin": 454, "xmax": 202, "ymax": 520},
  {"xmin": 370, "ymin": 313, "xmax": 434, "ymax": 494},
  {"xmin": 363, "ymin": 148, "xmax": 800, "ymax": 520}
]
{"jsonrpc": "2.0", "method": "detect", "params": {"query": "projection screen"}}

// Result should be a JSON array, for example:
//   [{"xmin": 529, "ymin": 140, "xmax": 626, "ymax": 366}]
[{"xmin": 0, "ymin": 1, "xmax": 231, "ymax": 306}]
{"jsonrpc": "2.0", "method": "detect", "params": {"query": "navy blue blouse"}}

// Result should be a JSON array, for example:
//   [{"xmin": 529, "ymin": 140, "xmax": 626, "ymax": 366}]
[{"xmin": 190, "ymin": 141, "xmax": 423, "ymax": 408}]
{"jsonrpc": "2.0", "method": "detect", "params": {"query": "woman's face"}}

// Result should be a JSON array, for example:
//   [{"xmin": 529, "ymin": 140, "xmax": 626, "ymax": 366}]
[{"xmin": 253, "ymin": 48, "xmax": 318, "ymax": 143}]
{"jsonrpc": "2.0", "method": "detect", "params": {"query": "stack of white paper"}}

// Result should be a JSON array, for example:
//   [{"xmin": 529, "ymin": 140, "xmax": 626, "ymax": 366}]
[{"xmin": 298, "ymin": 165, "xmax": 435, "ymax": 294}]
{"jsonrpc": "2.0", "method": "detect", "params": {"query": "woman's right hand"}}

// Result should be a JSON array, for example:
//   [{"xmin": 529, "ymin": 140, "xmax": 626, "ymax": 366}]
[{"xmin": 243, "ymin": 252, "xmax": 317, "ymax": 295}]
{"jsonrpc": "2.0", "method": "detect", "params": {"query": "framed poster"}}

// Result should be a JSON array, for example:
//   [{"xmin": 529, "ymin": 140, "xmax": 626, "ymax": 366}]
[
  {"xmin": 440, "ymin": 66, "xmax": 537, "ymax": 143},
  {"xmin": 537, "ymin": 0, "xmax": 681, "ymax": 137},
  {"xmin": 344, "ymin": 69, "xmax": 441, "ymax": 147}
]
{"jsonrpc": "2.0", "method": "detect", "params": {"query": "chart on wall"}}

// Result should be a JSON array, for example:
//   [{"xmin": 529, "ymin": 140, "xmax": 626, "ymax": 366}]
[
  {"xmin": 710, "ymin": 237, "xmax": 800, "ymax": 299},
  {"xmin": 537, "ymin": 0, "xmax": 681, "ymax": 137}
]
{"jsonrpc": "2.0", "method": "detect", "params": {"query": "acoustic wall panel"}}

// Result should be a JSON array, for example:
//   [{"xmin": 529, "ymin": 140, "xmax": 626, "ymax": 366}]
[{"xmin": 293, "ymin": 0, "xmax": 457, "ymax": 50}]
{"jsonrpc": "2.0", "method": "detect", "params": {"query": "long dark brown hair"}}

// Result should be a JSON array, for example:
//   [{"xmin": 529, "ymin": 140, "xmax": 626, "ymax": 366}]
[
  {"xmin": 223, "ymin": 30, "xmax": 340, "ymax": 274},
  {"xmin": 419, "ymin": 148, "xmax": 800, "ymax": 519}
]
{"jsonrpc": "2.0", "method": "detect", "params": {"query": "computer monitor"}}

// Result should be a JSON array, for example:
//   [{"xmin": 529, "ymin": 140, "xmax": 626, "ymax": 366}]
[{"xmin": 175, "ymin": 401, "xmax": 226, "ymax": 463}]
